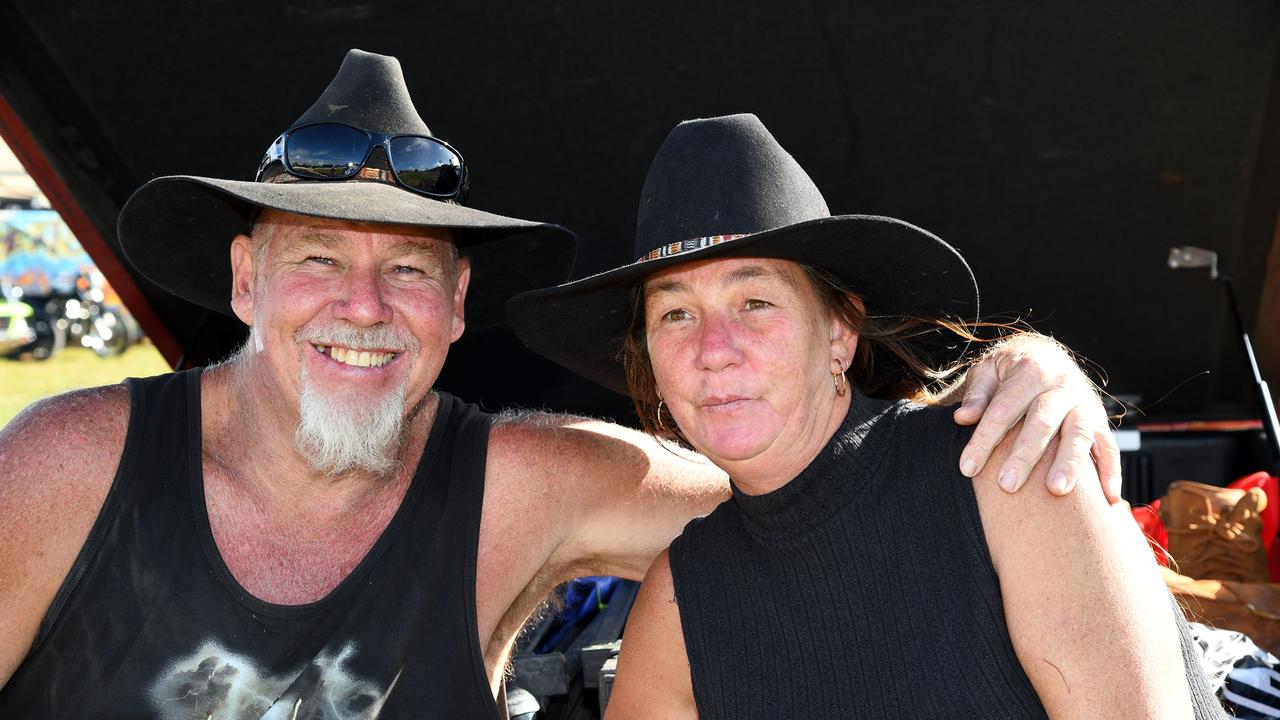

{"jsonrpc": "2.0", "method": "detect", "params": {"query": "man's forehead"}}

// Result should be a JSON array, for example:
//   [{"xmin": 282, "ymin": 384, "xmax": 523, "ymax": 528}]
[{"xmin": 254, "ymin": 209, "xmax": 458, "ymax": 246}]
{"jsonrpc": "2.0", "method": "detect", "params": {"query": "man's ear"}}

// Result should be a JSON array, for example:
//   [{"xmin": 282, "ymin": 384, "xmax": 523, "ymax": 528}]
[
  {"xmin": 229, "ymin": 234, "xmax": 256, "ymax": 325},
  {"xmin": 449, "ymin": 256, "xmax": 472, "ymax": 343}
]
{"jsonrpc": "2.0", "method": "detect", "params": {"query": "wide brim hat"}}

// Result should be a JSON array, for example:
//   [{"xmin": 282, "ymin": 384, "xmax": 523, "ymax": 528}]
[
  {"xmin": 118, "ymin": 49, "xmax": 576, "ymax": 331},
  {"xmin": 507, "ymin": 113, "xmax": 978, "ymax": 396}
]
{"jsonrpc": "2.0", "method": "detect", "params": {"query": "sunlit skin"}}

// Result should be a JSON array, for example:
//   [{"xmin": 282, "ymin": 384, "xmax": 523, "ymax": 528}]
[
  {"xmin": 643, "ymin": 257, "xmax": 858, "ymax": 494},
  {"xmin": 228, "ymin": 209, "xmax": 471, "ymax": 450}
]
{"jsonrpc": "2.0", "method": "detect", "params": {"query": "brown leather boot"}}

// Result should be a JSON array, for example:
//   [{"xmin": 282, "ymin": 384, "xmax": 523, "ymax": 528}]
[{"xmin": 1161, "ymin": 480, "xmax": 1270, "ymax": 583}]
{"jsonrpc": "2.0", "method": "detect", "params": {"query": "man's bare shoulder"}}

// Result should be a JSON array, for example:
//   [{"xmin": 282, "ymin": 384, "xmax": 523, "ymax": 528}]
[
  {"xmin": 0, "ymin": 382, "xmax": 132, "ymax": 509},
  {"xmin": 0, "ymin": 382, "xmax": 133, "ymax": 683},
  {"xmin": 487, "ymin": 409, "xmax": 681, "ymax": 484}
]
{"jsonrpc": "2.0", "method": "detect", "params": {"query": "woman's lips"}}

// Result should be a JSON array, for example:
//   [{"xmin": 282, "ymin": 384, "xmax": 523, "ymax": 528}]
[{"xmin": 700, "ymin": 396, "xmax": 752, "ymax": 411}]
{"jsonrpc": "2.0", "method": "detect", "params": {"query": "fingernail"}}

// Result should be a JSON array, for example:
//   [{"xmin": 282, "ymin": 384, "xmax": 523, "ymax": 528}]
[
  {"xmin": 960, "ymin": 458, "xmax": 978, "ymax": 477},
  {"xmin": 999, "ymin": 469, "xmax": 1018, "ymax": 492},
  {"xmin": 1049, "ymin": 472, "xmax": 1069, "ymax": 494}
]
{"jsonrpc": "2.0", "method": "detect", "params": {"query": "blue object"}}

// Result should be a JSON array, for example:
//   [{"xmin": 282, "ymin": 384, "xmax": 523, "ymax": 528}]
[{"xmin": 534, "ymin": 576, "xmax": 619, "ymax": 654}]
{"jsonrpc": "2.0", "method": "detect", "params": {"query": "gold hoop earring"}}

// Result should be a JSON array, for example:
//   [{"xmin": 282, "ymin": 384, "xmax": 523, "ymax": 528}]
[
  {"xmin": 656, "ymin": 398, "xmax": 668, "ymax": 431},
  {"xmin": 833, "ymin": 360, "xmax": 848, "ymax": 397}
]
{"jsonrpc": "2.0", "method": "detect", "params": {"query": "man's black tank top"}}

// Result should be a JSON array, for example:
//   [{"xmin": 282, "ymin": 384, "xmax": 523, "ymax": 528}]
[
  {"xmin": 669, "ymin": 393, "xmax": 1226, "ymax": 719},
  {"xmin": 0, "ymin": 370, "xmax": 503, "ymax": 719}
]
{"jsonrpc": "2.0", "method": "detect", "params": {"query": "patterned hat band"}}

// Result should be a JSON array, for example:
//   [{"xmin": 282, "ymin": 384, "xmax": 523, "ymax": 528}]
[{"xmin": 635, "ymin": 233, "xmax": 748, "ymax": 263}]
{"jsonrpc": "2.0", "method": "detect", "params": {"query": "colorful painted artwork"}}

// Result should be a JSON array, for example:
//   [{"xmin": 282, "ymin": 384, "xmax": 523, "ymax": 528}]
[{"xmin": 0, "ymin": 210, "xmax": 96, "ymax": 297}]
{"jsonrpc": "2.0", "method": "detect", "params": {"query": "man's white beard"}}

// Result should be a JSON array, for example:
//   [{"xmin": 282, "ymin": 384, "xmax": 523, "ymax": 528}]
[
  {"xmin": 293, "ymin": 321, "xmax": 417, "ymax": 477},
  {"xmin": 234, "ymin": 321, "xmax": 417, "ymax": 477},
  {"xmin": 295, "ymin": 364, "xmax": 407, "ymax": 477}
]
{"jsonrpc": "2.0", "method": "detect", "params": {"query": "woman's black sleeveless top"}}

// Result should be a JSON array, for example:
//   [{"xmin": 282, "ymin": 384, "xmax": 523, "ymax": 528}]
[
  {"xmin": 0, "ymin": 370, "xmax": 504, "ymax": 719},
  {"xmin": 669, "ymin": 393, "xmax": 1225, "ymax": 719}
]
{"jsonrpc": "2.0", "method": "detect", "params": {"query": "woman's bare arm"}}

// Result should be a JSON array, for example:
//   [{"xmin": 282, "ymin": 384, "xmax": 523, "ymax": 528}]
[
  {"xmin": 972, "ymin": 427, "xmax": 1195, "ymax": 719},
  {"xmin": 604, "ymin": 549, "xmax": 698, "ymax": 720}
]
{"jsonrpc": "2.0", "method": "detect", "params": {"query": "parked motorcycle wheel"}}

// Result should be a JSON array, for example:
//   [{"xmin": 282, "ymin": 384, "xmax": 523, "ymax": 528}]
[
  {"xmin": 89, "ymin": 308, "xmax": 135, "ymax": 357},
  {"xmin": 3, "ymin": 314, "xmax": 66, "ymax": 361}
]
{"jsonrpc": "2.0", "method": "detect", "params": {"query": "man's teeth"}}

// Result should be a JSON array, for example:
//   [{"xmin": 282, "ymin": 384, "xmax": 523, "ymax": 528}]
[{"xmin": 312, "ymin": 344, "xmax": 397, "ymax": 368}]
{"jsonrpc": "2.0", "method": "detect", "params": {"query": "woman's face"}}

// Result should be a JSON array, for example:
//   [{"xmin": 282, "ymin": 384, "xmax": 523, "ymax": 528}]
[{"xmin": 643, "ymin": 256, "xmax": 857, "ymax": 477}]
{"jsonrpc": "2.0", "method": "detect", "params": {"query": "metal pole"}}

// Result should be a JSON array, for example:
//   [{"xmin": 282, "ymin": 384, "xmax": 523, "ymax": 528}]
[{"xmin": 1221, "ymin": 276, "xmax": 1280, "ymax": 474}]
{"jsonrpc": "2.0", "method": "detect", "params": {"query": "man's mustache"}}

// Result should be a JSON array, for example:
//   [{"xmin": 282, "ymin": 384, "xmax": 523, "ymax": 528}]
[{"xmin": 294, "ymin": 322, "xmax": 419, "ymax": 354}]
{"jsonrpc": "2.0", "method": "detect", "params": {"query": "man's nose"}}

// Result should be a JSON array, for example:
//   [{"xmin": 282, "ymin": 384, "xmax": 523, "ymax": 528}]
[
  {"xmin": 694, "ymin": 312, "xmax": 744, "ymax": 372},
  {"xmin": 334, "ymin": 265, "xmax": 393, "ymax": 326}
]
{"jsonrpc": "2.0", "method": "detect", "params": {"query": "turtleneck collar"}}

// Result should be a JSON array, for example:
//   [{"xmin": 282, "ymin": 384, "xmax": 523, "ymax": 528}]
[{"xmin": 729, "ymin": 390, "xmax": 902, "ymax": 543}]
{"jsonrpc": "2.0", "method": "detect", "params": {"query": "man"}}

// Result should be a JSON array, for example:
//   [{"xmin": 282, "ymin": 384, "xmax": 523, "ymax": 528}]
[{"xmin": 0, "ymin": 50, "xmax": 1117, "ymax": 718}]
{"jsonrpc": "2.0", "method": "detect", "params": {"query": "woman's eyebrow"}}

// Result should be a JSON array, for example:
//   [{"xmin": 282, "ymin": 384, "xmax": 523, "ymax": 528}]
[
  {"xmin": 647, "ymin": 264, "xmax": 782, "ymax": 297},
  {"xmin": 722, "ymin": 264, "xmax": 781, "ymax": 287},
  {"xmin": 646, "ymin": 278, "xmax": 687, "ymax": 297}
]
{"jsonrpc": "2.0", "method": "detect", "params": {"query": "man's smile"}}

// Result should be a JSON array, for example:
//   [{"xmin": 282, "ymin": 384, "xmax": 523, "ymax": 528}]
[{"xmin": 310, "ymin": 343, "xmax": 401, "ymax": 369}]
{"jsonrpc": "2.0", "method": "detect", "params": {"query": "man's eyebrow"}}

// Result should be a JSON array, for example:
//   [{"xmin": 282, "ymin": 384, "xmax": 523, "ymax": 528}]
[
  {"xmin": 290, "ymin": 234, "xmax": 446, "ymax": 262},
  {"xmin": 295, "ymin": 232, "xmax": 345, "ymax": 249},
  {"xmin": 386, "ymin": 240, "xmax": 448, "ymax": 260}
]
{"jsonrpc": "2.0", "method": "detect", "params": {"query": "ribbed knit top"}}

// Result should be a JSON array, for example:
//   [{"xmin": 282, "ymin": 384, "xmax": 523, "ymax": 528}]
[{"xmin": 668, "ymin": 392, "xmax": 1225, "ymax": 719}]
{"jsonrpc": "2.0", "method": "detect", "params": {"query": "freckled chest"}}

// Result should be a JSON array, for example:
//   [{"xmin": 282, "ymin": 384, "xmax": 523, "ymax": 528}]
[{"xmin": 200, "ymin": 460, "xmax": 411, "ymax": 606}]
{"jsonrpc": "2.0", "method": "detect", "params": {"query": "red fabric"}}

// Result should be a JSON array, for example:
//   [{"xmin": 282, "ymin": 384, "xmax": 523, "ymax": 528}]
[{"xmin": 1131, "ymin": 499, "xmax": 1169, "ymax": 567}]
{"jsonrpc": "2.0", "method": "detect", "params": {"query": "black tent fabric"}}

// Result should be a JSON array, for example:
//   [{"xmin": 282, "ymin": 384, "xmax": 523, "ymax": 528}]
[{"xmin": 1, "ymin": 0, "xmax": 1276, "ymax": 421}]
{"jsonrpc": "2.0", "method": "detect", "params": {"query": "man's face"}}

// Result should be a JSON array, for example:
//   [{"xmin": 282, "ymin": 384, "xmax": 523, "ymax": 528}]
[{"xmin": 228, "ymin": 209, "xmax": 470, "ymax": 473}]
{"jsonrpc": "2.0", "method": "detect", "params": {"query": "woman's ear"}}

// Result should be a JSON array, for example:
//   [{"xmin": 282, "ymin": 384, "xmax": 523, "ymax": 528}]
[{"xmin": 829, "ymin": 293, "xmax": 863, "ymax": 366}]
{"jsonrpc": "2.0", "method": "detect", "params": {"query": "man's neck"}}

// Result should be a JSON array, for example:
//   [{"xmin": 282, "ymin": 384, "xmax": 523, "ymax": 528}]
[{"xmin": 200, "ymin": 361, "xmax": 436, "ymax": 514}]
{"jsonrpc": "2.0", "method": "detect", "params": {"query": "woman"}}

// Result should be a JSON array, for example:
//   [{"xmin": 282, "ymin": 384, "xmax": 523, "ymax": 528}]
[{"xmin": 508, "ymin": 114, "xmax": 1223, "ymax": 718}]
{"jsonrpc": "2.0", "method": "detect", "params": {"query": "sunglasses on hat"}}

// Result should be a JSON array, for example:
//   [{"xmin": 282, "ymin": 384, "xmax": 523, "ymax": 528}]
[{"xmin": 256, "ymin": 122, "xmax": 469, "ymax": 202}]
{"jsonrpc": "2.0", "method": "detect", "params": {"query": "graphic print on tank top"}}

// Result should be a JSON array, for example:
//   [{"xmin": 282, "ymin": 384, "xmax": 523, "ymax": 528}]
[{"xmin": 148, "ymin": 639, "xmax": 398, "ymax": 719}]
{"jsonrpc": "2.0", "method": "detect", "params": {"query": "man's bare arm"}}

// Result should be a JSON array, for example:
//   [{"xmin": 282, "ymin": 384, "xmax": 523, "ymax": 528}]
[
  {"xmin": 0, "ymin": 385, "xmax": 129, "ymax": 688},
  {"xmin": 489, "ymin": 331, "xmax": 1120, "ymax": 592},
  {"xmin": 486, "ymin": 414, "xmax": 727, "ymax": 587},
  {"xmin": 477, "ymin": 333, "xmax": 1122, "ymax": 653}
]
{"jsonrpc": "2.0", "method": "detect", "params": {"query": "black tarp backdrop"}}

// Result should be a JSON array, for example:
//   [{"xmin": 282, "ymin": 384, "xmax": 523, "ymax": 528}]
[{"xmin": 0, "ymin": 1, "xmax": 1277, "ymax": 423}]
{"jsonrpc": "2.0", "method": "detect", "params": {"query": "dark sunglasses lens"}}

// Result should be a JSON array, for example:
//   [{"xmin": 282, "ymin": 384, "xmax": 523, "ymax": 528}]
[
  {"xmin": 389, "ymin": 136, "xmax": 463, "ymax": 196},
  {"xmin": 285, "ymin": 124, "xmax": 370, "ymax": 178}
]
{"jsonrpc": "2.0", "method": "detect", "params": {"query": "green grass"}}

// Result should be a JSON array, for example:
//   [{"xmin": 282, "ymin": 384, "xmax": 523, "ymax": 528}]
[{"xmin": 0, "ymin": 343, "xmax": 172, "ymax": 427}]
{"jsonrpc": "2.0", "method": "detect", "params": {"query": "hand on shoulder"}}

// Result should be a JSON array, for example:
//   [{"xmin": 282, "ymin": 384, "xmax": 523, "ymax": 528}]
[{"xmin": 953, "ymin": 332, "xmax": 1121, "ymax": 502}]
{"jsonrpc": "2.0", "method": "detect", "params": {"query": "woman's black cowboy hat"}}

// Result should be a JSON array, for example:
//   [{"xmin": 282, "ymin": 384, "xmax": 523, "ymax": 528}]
[
  {"xmin": 506, "ymin": 113, "xmax": 979, "ymax": 395},
  {"xmin": 118, "ymin": 49, "xmax": 576, "ymax": 330}
]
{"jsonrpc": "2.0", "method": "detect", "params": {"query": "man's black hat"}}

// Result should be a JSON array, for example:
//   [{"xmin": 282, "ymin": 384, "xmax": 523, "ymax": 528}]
[
  {"xmin": 118, "ymin": 49, "xmax": 576, "ymax": 330},
  {"xmin": 507, "ymin": 113, "xmax": 978, "ymax": 395}
]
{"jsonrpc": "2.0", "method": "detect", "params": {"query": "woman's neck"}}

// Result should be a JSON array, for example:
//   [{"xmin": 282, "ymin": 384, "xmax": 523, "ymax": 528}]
[{"xmin": 725, "ymin": 390, "xmax": 853, "ymax": 496}]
